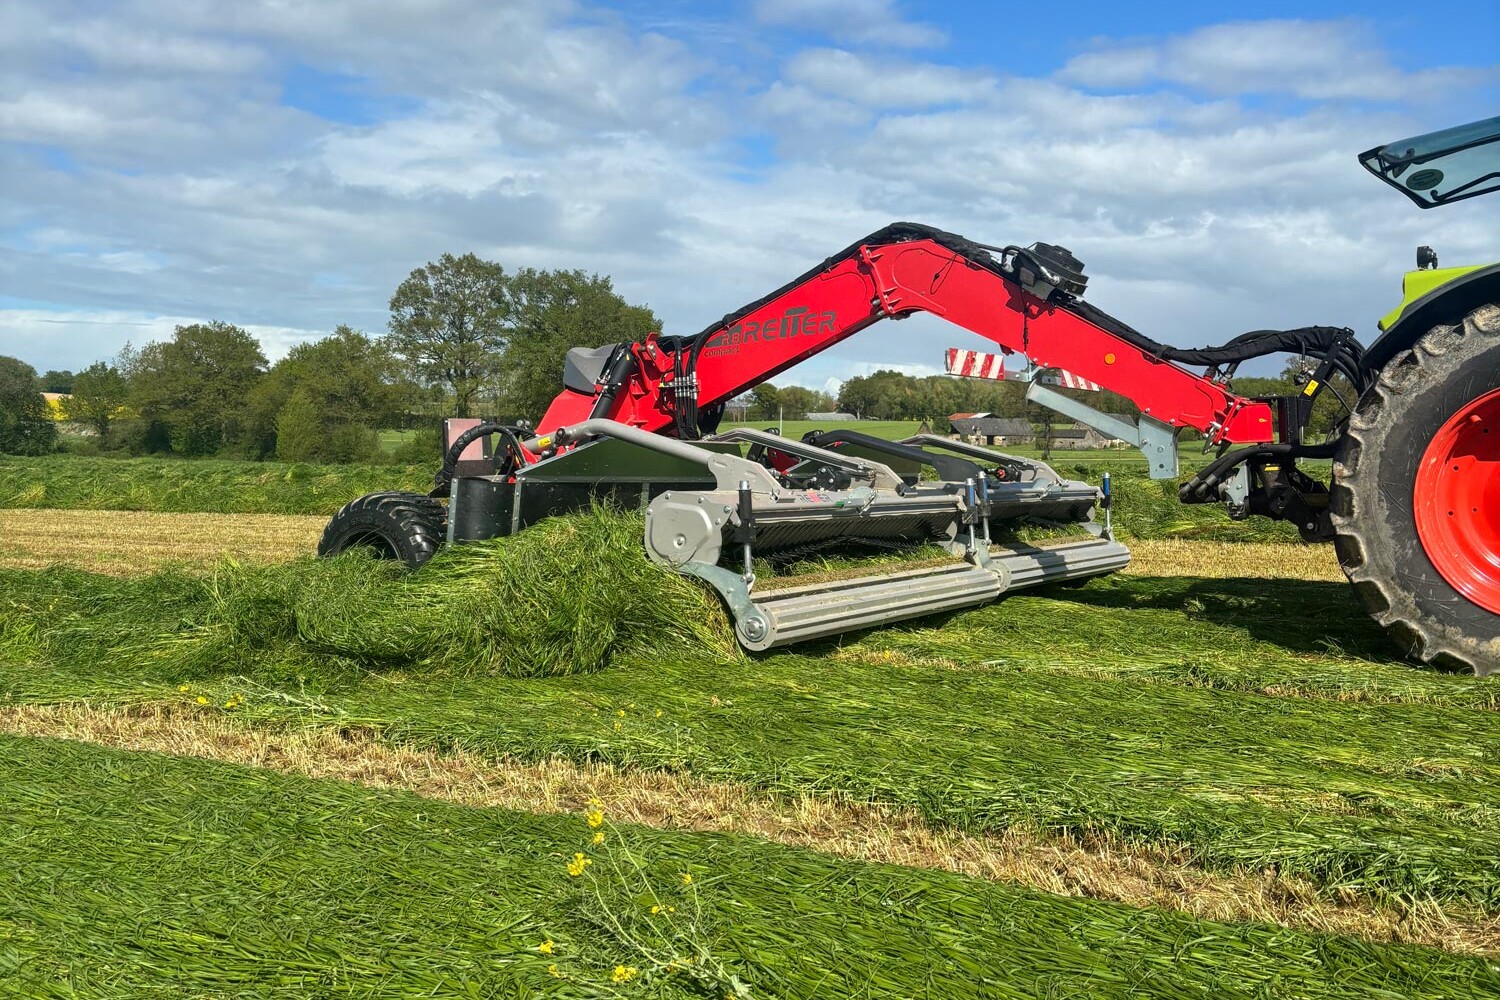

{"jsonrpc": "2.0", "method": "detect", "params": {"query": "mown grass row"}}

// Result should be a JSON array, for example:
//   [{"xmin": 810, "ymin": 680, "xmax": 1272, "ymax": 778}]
[
  {"xmin": 0, "ymin": 513, "xmax": 734, "ymax": 682},
  {"xmin": 0, "ymin": 510, "xmax": 1496, "ymax": 909},
  {"xmin": 0, "ymin": 452, "xmax": 1296, "ymax": 540},
  {"xmin": 3, "ymin": 733, "xmax": 1493, "ymax": 999},
  {"xmin": 0, "ymin": 455, "xmax": 430, "ymax": 516}
]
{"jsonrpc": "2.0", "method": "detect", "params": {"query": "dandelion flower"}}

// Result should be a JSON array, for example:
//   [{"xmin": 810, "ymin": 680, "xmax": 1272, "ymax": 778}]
[
  {"xmin": 650, "ymin": 904, "xmax": 661, "ymax": 914},
  {"xmin": 655, "ymin": 709, "xmax": 663, "ymax": 718},
  {"xmin": 547, "ymin": 963, "xmax": 561, "ymax": 978},
  {"xmin": 536, "ymin": 940, "xmax": 554, "ymax": 955},
  {"xmin": 195, "ymin": 696, "xmax": 209, "ymax": 705},
  {"xmin": 177, "ymin": 684, "xmax": 191, "ymax": 693},
  {"xmin": 585, "ymin": 808, "xmax": 603, "ymax": 829},
  {"xmin": 616, "ymin": 708, "xmax": 626, "ymax": 717},
  {"xmin": 566, "ymin": 853, "xmax": 592, "ymax": 877},
  {"xmin": 680, "ymin": 872, "xmax": 693, "ymax": 885},
  {"xmin": 592, "ymin": 831, "xmax": 605, "ymax": 845},
  {"xmin": 611, "ymin": 965, "xmax": 637, "ymax": 984}
]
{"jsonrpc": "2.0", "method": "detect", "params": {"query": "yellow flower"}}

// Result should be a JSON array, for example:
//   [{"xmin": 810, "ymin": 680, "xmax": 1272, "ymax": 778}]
[
  {"xmin": 177, "ymin": 684, "xmax": 190, "ymax": 693},
  {"xmin": 613, "ymin": 721, "xmax": 622, "ymax": 732},
  {"xmin": 654, "ymin": 709, "xmax": 663, "ymax": 718},
  {"xmin": 536, "ymin": 940, "xmax": 554, "ymax": 955},
  {"xmin": 611, "ymin": 965, "xmax": 637, "ymax": 984},
  {"xmin": 546, "ymin": 963, "xmax": 561, "ymax": 978},
  {"xmin": 585, "ymin": 808, "xmax": 603, "ymax": 829},
  {"xmin": 195, "ymin": 696, "xmax": 209, "ymax": 705},
  {"xmin": 615, "ymin": 708, "xmax": 626, "ymax": 717},
  {"xmin": 680, "ymin": 872, "xmax": 693, "ymax": 885},
  {"xmin": 591, "ymin": 831, "xmax": 605, "ymax": 845},
  {"xmin": 565, "ymin": 852, "xmax": 592, "ymax": 877},
  {"xmin": 650, "ymin": 904, "xmax": 661, "ymax": 914}
]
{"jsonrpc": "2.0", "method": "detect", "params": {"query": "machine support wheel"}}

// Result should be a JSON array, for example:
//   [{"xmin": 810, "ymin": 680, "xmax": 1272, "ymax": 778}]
[
  {"xmin": 318, "ymin": 491, "xmax": 447, "ymax": 569},
  {"xmin": 1331, "ymin": 303, "xmax": 1500, "ymax": 674}
]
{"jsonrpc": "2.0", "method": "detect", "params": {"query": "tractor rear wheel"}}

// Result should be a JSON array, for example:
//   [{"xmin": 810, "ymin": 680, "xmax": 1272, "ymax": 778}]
[
  {"xmin": 318, "ymin": 491, "xmax": 447, "ymax": 569},
  {"xmin": 1331, "ymin": 303, "xmax": 1500, "ymax": 674}
]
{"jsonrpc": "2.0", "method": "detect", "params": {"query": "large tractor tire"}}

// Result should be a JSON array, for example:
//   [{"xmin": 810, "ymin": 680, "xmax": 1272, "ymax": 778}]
[
  {"xmin": 318, "ymin": 491, "xmax": 447, "ymax": 569},
  {"xmin": 1331, "ymin": 303, "xmax": 1500, "ymax": 674}
]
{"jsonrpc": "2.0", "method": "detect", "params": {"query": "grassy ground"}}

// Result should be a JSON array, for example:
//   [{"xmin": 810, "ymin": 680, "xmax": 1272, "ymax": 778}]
[
  {"xmin": 0, "ymin": 507, "xmax": 1327, "ymax": 579},
  {"xmin": 3, "ymin": 732, "xmax": 1495, "ymax": 998},
  {"xmin": 3, "ymin": 502, "xmax": 1498, "ymax": 992},
  {"xmin": 0, "ymin": 451, "xmax": 1298, "ymax": 542},
  {"xmin": 2, "ymin": 510, "xmax": 1497, "ymax": 915},
  {"xmin": 8, "ymin": 701, "xmax": 1494, "ymax": 955},
  {"xmin": 0, "ymin": 455, "xmax": 430, "ymax": 516}
]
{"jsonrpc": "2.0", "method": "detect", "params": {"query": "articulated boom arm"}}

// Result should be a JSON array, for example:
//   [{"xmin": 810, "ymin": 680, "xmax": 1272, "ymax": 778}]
[{"xmin": 535, "ymin": 224, "xmax": 1276, "ymax": 446}]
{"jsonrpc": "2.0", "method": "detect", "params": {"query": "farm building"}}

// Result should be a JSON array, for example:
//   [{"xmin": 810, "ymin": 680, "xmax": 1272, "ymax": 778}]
[
  {"xmin": 1048, "ymin": 423, "xmax": 1129, "ymax": 449},
  {"xmin": 948, "ymin": 413, "xmax": 1034, "ymax": 446}
]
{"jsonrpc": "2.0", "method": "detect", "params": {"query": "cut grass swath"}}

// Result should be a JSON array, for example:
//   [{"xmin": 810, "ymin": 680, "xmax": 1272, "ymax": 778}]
[
  {"xmin": 0, "ymin": 509, "xmax": 734, "ymax": 683},
  {"xmin": 2, "ymin": 732, "xmax": 1495, "ymax": 999}
]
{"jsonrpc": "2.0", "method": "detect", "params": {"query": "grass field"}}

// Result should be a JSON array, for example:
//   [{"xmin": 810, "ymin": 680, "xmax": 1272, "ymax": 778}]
[
  {"xmin": 6, "ymin": 733, "xmax": 1495, "ymax": 998},
  {"xmin": 0, "ymin": 452, "xmax": 1300, "ymax": 542},
  {"xmin": 2, "ymin": 474, "xmax": 1497, "ymax": 994}
]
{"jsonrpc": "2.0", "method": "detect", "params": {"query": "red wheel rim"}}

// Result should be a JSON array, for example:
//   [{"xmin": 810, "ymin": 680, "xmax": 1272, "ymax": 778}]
[{"xmin": 1414, "ymin": 386, "xmax": 1500, "ymax": 614}]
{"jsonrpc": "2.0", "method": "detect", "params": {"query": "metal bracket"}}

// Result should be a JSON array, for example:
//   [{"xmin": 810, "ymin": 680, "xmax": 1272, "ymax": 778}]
[
  {"xmin": 1024, "ymin": 382, "xmax": 1179, "ymax": 479},
  {"xmin": 674, "ymin": 562, "xmax": 767, "ymax": 646}
]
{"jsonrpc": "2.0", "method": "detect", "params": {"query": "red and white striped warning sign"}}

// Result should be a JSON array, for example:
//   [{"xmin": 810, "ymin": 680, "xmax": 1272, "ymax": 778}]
[
  {"xmin": 944, "ymin": 348, "xmax": 1006, "ymax": 380},
  {"xmin": 1045, "ymin": 369, "xmax": 1103, "ymax": 392},
  {"xmin": 944, "ymin": 348, "xmax": 1102, "ymax": 391}
]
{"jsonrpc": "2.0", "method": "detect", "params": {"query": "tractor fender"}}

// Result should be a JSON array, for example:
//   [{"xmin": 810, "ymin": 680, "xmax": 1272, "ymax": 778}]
[{"xmin": 1362, "ymin": 263, "xmax": 1500, "ymax": 377}]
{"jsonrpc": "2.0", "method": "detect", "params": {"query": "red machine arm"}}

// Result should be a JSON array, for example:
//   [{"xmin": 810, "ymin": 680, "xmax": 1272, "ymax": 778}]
[{"xmin": 536, "ymin": 224, "xmax": 1276, "ymax": 446}]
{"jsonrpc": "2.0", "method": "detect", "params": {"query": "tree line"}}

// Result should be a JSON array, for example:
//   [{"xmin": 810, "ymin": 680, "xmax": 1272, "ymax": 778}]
[{"xmin": 0, "ymin": 255, "xmax": 656, "ymax": 462}]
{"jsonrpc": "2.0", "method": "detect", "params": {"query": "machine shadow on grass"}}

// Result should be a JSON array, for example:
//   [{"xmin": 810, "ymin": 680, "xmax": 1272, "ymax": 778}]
[
  {"xmin": 1040, "ymin": 575, "xmax": 1404, "ymax": 663},
  {"xmin": 786, "ymin": 573, "xmax": 1412, "ymax": 668}
]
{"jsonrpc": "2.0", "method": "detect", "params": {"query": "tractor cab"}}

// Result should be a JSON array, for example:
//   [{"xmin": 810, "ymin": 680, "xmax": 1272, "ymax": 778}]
[{"xmin": 1359, "ymin": 114, "xmax": 1500, "ymax": 208}]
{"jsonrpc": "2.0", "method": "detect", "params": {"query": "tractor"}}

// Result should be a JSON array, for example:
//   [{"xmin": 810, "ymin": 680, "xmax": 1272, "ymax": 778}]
[{"xmin": 321, "ymin": 115, "xmax": 1500, "ymax": 672}]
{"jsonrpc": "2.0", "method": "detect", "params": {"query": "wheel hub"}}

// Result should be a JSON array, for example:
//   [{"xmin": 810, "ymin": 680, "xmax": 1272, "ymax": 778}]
[{"xmin": 1414, "ymin": 386, "xmax": 1500, "ymax": 614}]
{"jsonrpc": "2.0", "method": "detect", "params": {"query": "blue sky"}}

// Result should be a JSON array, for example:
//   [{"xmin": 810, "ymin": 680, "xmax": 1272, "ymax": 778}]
[{"xmin": 1, "ymin": 0, "xmax": 1497, "ymax": 393}]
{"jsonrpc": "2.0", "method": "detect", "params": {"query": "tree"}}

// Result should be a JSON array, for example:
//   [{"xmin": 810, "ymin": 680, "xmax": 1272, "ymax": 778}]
[
  {"xmin": 387, "ymin": 253, "xmax": 509, "ymax": 417},
  {"xmin": 41, "ymin": 369, "xmax": 74, "ymax": 394},
  {"xmin": 494, "ymin": 268, "xmax": 658, "ymax": 421},
  {"xmin": 274, "ymin": 387, "xmax": 323, "ymax": 463},
  {"xmin": 248, "ymin": 325, "xmax": 411, "ymax": 460},
  {"xmin": 125, "ymin": 321, "xmax": 267, "ymax": 456},
  {"xmin": 777, "ymin": 385, "xmax": 834, "ymax": 419},
  {"xmin": 748, "ymin": 384, "xmax": 781, "ymax": 421},
  {"xmin": 0, "ymin": 356, "xmax": 57, "ymax": 455},
  {"xmin": 63, "ymin": 362, "xmax": 129, "ymax": 441}
]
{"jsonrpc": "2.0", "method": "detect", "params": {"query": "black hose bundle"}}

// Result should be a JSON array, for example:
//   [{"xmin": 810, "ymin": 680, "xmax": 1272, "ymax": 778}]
[
  {"xmin": 1179, "ymin": 441, "xmax": 1339, "ymax": 502},
  {"xmin": 430, "ymin": 423, "xmax": 527, "ymax": 497}
]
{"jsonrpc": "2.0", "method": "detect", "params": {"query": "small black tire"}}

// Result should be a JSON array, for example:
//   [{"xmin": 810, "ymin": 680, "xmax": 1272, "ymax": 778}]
[
  {"xmin": 318, "ymin": 491, "xmax": 447, "ymax": 569},
  {"xmin": 1331, "ymin": 303, "xmax": 1500, "ymax": 674}
]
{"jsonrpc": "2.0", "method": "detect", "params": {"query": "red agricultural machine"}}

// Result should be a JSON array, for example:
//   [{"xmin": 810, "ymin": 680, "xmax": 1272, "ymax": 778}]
[{"xmin": 323, "ymin": 116, "xmax": 1500, "ymax": 672}]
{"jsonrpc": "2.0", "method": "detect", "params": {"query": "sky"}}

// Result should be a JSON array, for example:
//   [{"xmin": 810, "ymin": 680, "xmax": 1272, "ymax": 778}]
[{"xmin": 1, "ymin": 0, "xmax": 1497, "ymax": 396}]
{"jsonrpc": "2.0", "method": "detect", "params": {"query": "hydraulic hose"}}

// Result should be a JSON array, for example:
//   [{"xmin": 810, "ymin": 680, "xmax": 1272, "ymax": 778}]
[
  {"xmin": 1179, "ymin": 441, "xmax": 1338, "ymax": 502},
  {"xmin": 430, "ymin": 422, "xmax": 526, "ymax": 497}
]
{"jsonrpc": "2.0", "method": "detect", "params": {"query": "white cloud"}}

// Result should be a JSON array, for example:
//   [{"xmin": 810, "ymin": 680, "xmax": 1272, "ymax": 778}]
[
  {"xmin": 753, "ymin": 0, "xmax": 945, "ymax": 49},
  {"xmin": 1059, "ymin": 20, "xmax": 1495, "ymax": 102},
  {"xmin": 783, "ymin": 48, "xmax": 986, "ymax": 108},
  {"xmin": 1, "ymin": 2, "xmax": 1497, "ymax": 395},
  {"xmin": 0, "ymin": 308, "xmax": 323, "ymax": 371}
]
